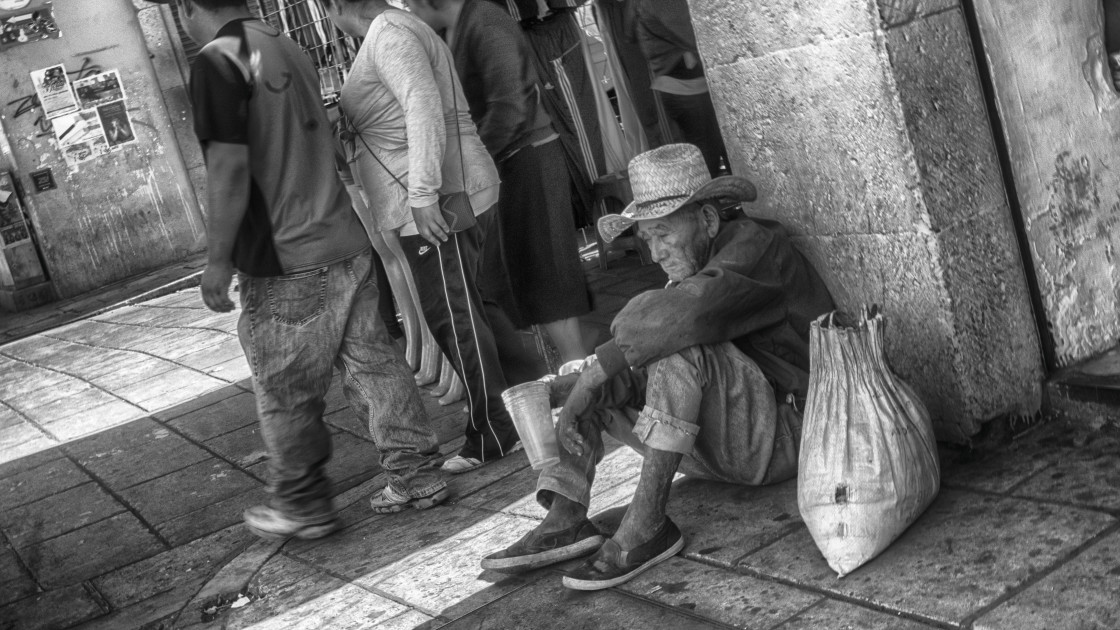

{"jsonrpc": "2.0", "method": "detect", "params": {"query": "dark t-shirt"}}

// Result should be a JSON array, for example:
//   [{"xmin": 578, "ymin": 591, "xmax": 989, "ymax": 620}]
[{"xmin": 190, "ymin": 18, "xmax": 367, "ymax": 277}]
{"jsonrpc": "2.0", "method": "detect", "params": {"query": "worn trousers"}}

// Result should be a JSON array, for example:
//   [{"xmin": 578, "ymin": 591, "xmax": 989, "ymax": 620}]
[
  {"xmin": 237, "ymin": 249, "xmax": 445, "ymax": 518},
  {"xmin": 536, "ymin": 342, "xmax": 802, "ymax": 509},
  {"xmin": 402, "ymin": 210, "xmax": 521, "ymax": 461}
]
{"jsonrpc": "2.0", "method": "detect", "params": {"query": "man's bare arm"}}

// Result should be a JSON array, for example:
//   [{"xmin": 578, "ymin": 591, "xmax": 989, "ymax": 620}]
[{"xmin": 200, "ymin": 141, "xmax": 250, "ymax": 313}]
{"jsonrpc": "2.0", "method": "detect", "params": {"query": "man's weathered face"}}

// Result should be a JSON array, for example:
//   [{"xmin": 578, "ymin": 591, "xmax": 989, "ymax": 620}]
[{"xmin": 636, "ymin": 204, "xmax": 718, "ymax": 283}]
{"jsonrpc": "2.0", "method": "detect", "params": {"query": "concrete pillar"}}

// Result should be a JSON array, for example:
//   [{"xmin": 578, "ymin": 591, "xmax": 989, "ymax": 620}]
[{"xmin": 690, "ymin": 0, "xmax": 1042, "ymax": 441}]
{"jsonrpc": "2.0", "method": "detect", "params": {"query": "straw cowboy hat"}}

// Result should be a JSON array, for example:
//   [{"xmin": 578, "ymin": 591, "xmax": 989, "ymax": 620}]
[{"xmin": 597, "ymin": 143, "xmax": 757, "ymax": 243}]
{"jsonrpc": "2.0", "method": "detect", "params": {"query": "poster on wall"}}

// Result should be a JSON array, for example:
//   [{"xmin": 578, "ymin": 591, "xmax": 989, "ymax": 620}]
[
  {"xmin": 0, "ymin": 171, "xmax": 31, "ymax": 246},
  {"xmin": 73, "ymin": 71, "xmax": 124, "ymax": 110},
  {"xmin": 50, "ymin": 109, "xmax": 109, "ymax": 168},
  {"xmin": 96, "ymin": 100, "xmax": 136, "ymax": 149},
  {"xmin": 29, "ymin": 63, "xmax": 77, "ymax": 118},
  {"xmin": 0, "ymin": 0, "xmax": 60, "ymax": 52}
]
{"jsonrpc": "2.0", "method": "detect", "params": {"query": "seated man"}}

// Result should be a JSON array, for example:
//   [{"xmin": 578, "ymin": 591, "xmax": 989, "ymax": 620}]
[{"xmin": 481, "ymin": 143, "xmax": 835, "ymax": 590}]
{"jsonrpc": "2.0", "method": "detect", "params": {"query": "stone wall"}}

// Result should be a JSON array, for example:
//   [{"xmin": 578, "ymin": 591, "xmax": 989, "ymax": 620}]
[
  {"xmin": 689, "ymin": 0, "xmax": 1043, "ymax": 441},
  {"xmin": 0, "ymin": 0, "xmax": 204, "ymax": 299},
  {"xmin": 973, "ymin": 1, "xmax": 1120, "ymax": 368}
]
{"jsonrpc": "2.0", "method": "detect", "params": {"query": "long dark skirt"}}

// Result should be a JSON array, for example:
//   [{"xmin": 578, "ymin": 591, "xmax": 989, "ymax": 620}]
[{"xmin": 495, "ymin": 139, "xmax": 591, "ymax": 327}]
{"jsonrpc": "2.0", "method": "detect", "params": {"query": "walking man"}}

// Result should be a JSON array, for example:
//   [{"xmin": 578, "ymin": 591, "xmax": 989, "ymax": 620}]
[{"xmin": 156, "ymin": 0, "xmax": 449, "ymax": 539}]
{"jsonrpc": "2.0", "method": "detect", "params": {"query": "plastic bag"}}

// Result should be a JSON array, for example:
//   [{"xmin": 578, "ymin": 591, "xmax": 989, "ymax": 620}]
[{"xmin": 797, "ymin": 306, "xmax": 940, "ymax": 577}]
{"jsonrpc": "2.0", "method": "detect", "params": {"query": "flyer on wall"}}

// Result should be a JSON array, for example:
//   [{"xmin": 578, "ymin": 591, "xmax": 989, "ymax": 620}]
[
  {"xmin": 50, "ymin": 109, "xmax": 109, "ymax": 167},
  {"xmin": 73, "ymin": 70, "xmax": 125, "ymax": 110},
  {"xmin": 96, "ymin": 100, "xmax": 136, "ymax": 149},
  {"xmin": 0, "ymin": 0, "xmax": 60, "ymax": 52},
  {"xmin": 29, "ymin": 63, "xmax": 77, "ymax": 118}
]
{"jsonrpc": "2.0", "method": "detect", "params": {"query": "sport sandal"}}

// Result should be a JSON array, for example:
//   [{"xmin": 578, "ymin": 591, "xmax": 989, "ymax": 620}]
[
  {"xmin": 481, "ymin": 520, "xmax": 605, "ymax": 573},
  {"xmin": 369, "ymin": 484, "xmax": 450, "ymax": 514},
  {"xmin": 562, "ymin": 517, "xmax": 684, "ymax": 590}
]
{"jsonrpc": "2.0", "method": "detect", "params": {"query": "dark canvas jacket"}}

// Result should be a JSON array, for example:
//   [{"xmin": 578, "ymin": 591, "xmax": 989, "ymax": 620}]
[
  {"xmin": 594, "ymin": 218, "xmax": 835, "ymax": 402},
  {"xmin": 451, "ymin": 0, "xmax": 554, "ymax": 163}
]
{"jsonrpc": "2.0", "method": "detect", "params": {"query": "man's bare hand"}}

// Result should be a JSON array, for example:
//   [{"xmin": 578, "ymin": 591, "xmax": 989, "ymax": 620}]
[
  {"xmin": 547, "ymin": 372, "xmax": 581, "ymax": 408},
  {"xmin": 556, "ymin": 363, "xmax": 608, "ymax": 456},
  {"xmin": 412, "ymin": 202, "xmax": 449, "ymax": 246},
  {"xmin": 201, "ymin": 261, "xmax": 235, "ymax": 313}
]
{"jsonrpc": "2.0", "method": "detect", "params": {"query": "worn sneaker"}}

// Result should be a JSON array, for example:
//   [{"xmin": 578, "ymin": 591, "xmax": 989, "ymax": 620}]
[
  {"xmin": 369, "ymin": 484, "xmax": 450, "ymax": 514},
  {"xmin": 481, "ymin": 520, "xmax": 605, "ymax": 573},
  {"xmin": 243, "ymin": 505, "xmax": 339, "ymax": 541},
  {"xmin": 562, "ymin": 518, "xmax": 684, "ymax": 591},
  {"xmin": 442, "ymin": 442, "xmax": 524, "ymax": 474}
]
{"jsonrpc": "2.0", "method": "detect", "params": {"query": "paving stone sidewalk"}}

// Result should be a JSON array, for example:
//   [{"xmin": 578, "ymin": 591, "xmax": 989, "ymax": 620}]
[{"xmin": 1, "ymin": 255, "xmax": 1119, "ymax": 629}]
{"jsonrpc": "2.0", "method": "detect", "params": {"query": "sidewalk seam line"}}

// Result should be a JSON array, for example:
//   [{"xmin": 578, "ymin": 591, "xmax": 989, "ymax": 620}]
[
  {"xmin": 614, "ymin": 586, "xmax": 743, "ymax": 630},
  {"xmin": 277, "ymin": 550, "xmax": 436, "ymax": 618},
  {"xmin": 33, "ymin": 332, "xmax": 240, "ymax": 390},
  {"xmin": 957, "ymin": 519, "xmax": 1120, "ymax": 628},
  {"xmin": 704, "ymin": 557, "xmax": 959, "ymax": 630},
  {"xmin": 83, "ymin": 317, "xmax": 236, "ymax": 339},
  {"xmin": 0, "ymin": 396, "xmax": 59, "ymax": 443},
  {"xmin": 0, "ymin": 350, "xmax": 146, "ymax": 424},
  {"xmin": 939, "ymin": 481, "xmax": 1120, "ymax": 518},
  {"xmin": 62, "ymin": 452, "xmax": 174, "ymax": 550},
  {"xmin": 0, "ymin": 523, "xmax": 45, "ymax": 594},
  {"xmin": 150, "ymin": 417, "xmax": 270, "ymax": 485}
]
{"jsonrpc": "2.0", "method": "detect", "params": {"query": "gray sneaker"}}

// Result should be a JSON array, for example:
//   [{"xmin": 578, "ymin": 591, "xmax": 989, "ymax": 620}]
[{"xmin": 243, "ymin": 505, "xmax": 339, "ymax": 540}]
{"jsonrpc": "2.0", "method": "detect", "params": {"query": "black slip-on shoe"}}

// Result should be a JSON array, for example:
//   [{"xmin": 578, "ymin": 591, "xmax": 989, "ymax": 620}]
[
  {"xmin": 481, "ymin": 520, "xmax": 605, "ymax": 573},
  {"xmin": 561, "ymin": 518, "xmax": 684, "ymax": 591}
]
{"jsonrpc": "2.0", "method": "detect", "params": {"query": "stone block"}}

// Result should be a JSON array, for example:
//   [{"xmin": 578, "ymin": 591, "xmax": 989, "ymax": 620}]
[
  {"xmin": 885, "ymin": 8, "xmax": 1006, "ymax": 232},
  {"xmin": 876, "ymin": 0, "xmax": 959, "ymax": 28},
  {"xmin": 936, "ymin": 210, "xmax": 1044, "ymax": 422},
  {"xmin": 40, "ymin": 399, "xmax": 148, "ymax": 442},
  {"xmin": 224, "ymin": 554, "xmax": 352, "ymax": 629},
  {"xmin": 439, "ymin": 573, "xmax": 727, "ymax": 629},
  {"xmin": 0, "ymin": 425, "xmax": 58, "ymax": 470},
  {"xmin": 205, "ymin": 424, "xmax": 267, "ymax": 469},
  {"xmin": 64, "ymin": 417, "xmax": 210, "ymax": 490},
  {"xmin": 354, "ymin": 511, "xmax": 537, "ymax": 617},
  {"xmin": 176, "ymin": 337, "xmax": 246, "ymax": 372},
  {"xmin": 0, "ymin": 583, "xmax": 106, "ymax": 630},
  {"xmin": 0, "ymin": 482, "xmax": 125, "ymax": 548},
  {"xmin": 688, "ymin": 0, "xmax": 877, "ymax": 66},
  {"xmin": 776, "ymin": 598, "xmax": 944, "ymax": 628},
  {"xmin": 0, "ymin": 456, "xmax": 89, "ymax": 511},
  {"xmin": 668, "ymin": 477, "xmax": 802, "ymax": 568},
  {"xmin": 291, "ymin": 506, "xmax": 520, "ymax": 583},
  {"xmin": 121, "ymin": 459, "xmax": 257, "ymax": 526},
  {"xmin": 744, "ymin": 490, "xmax": 1115, "ymax": 626},
  {"xmin": 621, "ymin": 557, "xmax": 820, "ymax": 628},
  {"xmin": 974, "ymin": 529, "xmax": 1120, "ymax": 630},
  {"xmin": 19, "ymin": 512, "xmax": 165, "ymax": 588},
  {"xmin": 0, "ymin": 545, "xmax": 38, "ymax": 607},
  {"xmin": 1011, "ymin": 429, "xmax": 1120, "ymax": 511},
  {"xmin": 93, "ymin": 524, "xmax": 254, "ymax": 608},
  {"xmin": 706, "ymin": 33, "xmax": 926, "ymax": 236},
  {"xmin": 116, "ymin": 368, "xmax": 228, "ymax": 412},
  {"xmin": 162, "ymin": 388, "xmax": 258, "ymax": 440},
  {"xmin": 156, "ymin": 486, "xmax": 267, "ymax": 547}
]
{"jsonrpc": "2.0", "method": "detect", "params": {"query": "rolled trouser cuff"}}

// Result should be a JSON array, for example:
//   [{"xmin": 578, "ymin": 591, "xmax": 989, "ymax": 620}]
[{"xmin": 633, "ymin": 407, "xmax": 698, "ymax": 454}]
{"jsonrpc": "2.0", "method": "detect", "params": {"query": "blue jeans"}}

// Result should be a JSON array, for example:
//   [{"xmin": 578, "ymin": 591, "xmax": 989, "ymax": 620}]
[
  {"xmin": 537, "ymin": 342, "xmax": 801, "ymax": 508},
  {"xmin": 237, "ymin": 249, "xmax": 445, "ymax": 518}
]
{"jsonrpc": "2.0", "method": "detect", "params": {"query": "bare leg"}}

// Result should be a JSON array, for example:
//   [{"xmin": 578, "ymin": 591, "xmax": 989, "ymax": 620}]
[
  {"xmin": 542, "ymin": 316, "xmax": 589, "ymax": 364},
  {"xmin": 612, "ymin": 448, "xmax": 683, "ymax": 549}
]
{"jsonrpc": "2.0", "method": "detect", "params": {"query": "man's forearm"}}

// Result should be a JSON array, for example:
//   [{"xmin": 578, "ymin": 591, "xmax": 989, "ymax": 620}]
[{"xmin": 203, "ymin": 142, "xmax": 251, "ymax": 266}]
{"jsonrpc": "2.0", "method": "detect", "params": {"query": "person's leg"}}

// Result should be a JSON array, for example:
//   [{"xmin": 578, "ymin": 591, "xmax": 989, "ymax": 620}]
[
  {"xmin": 541, "ymin": 317, "xmax": 589, "ymax": 364},
  {"xmin": 372, "ymin": 248, "xmax": 404, "ymax": 341},
  {"xmin": 476, "ymin": 207, "xmax": 548, "ymax": 384},
  {"xmin": 659, "ymin": 91, "xmax": 729, "ymax": 178},
  {"xmin": 331, "ymin": 250, "xmax": 447, "ymax": 506},
  {"xmin": 481, "ymin": 409, "xmax": 614, "ymax": 572},
  {"xmin": 236, "ymin": 265, "xmax": 346, "ymax": 538},
  {"xmin": 563, "ymin": 343, "xmax": 782, "ymax": 589},
  {"xmin": 401, "ymin": 222, "xmax": 520, "ymax": 463}
]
